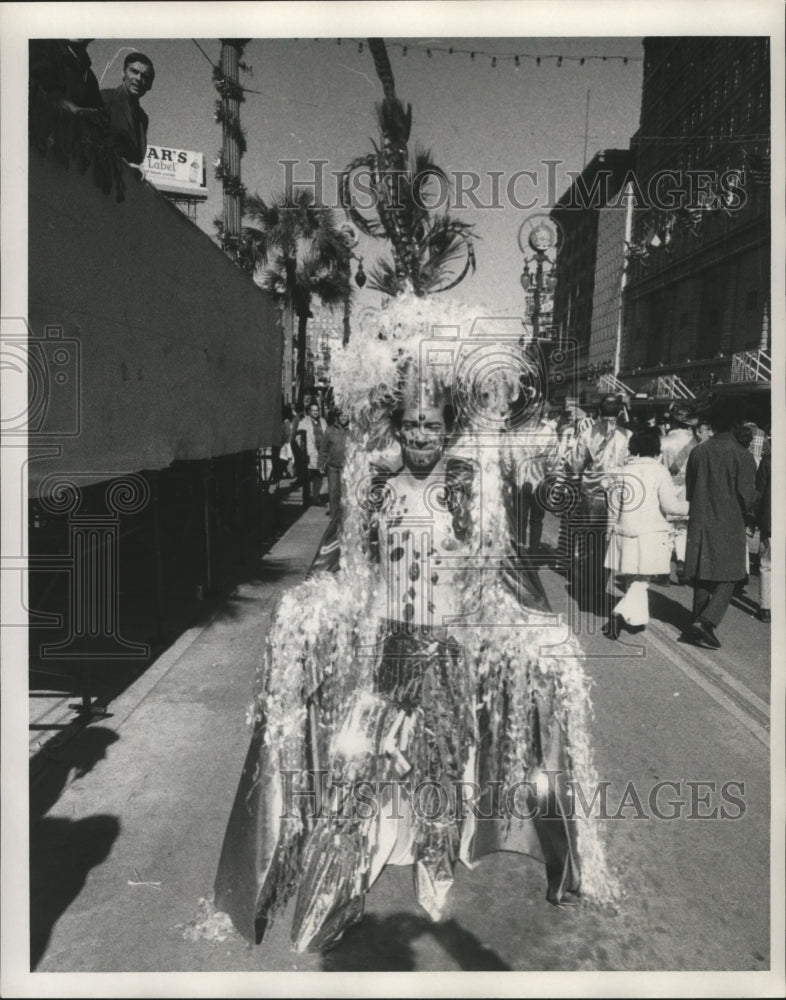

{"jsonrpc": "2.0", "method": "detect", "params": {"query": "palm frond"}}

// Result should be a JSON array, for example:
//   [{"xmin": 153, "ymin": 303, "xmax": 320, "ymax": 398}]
[
  {"xmin": 240, "ymin": 225, "xmax": 269, "ymax": 266},
  {"xmin": 411, "ymin": 146, "xmax": 448, "ymax": 186},
  {"xmin": 367, "ymin": 256, "xmax": 406, "ymax": 297}
]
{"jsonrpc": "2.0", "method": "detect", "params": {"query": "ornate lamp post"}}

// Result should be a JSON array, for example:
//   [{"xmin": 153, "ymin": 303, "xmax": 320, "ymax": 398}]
[{"xmin": 519, "ymin": 221, "xmax": 558, "ymax": 338}]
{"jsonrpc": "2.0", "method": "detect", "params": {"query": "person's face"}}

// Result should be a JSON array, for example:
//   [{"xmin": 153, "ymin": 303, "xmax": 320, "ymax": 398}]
[
  {"xmin": 599, "ymin": 413, "xmax": 617, "ymax": 432},
  {"xmin": 122, "ymin": 61, "xmax": 154, "ymax": 98},
  {"xmin": 309, "ymin": 404, "xmax": 320, "ymax": 421},
  {"xmin": 398, "ymin": 404, "xmax": 446, "ymax": 474},
  {"xmin": 695, "ymin": 423, "xmax": 712, "ymax": 443},
  {"xmin": 337, "ymin": 411, "xmax": 349, "ymax": 428}
]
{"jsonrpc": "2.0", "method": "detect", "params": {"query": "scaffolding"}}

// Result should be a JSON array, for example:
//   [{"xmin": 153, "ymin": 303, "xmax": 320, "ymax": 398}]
[
  {"xmin": 640, "ymin": 374, "xmax": 695, "ymax": 399},
  {"xmin": 731, "ymin": 348, "xmax": 771, "ymax": 383},
  {"xmin": 597, "ymin": 373, "xmax": 633, "ymax": 396}
]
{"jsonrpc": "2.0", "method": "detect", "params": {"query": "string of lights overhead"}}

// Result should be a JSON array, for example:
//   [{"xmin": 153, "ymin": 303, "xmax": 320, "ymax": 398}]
[
  {"xmin": 193, "ymin": 37, "xmax": 642, "ymax": 102},
  {"xmin": 332, "ymin": 37, "xmax": 642, "ymax": 68}
]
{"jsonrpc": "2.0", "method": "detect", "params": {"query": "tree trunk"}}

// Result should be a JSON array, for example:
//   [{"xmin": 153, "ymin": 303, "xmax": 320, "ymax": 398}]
[
  {"xmin": 342, "ymin": 298, "xmax": 352, "ymax": 347},
  {"xmin": 368, "ymin": 38, "xmax": 396, "ymax": 100},
  {"xmin": 296, "ymin": 309, "xmax": 309, "ymax": 408}
]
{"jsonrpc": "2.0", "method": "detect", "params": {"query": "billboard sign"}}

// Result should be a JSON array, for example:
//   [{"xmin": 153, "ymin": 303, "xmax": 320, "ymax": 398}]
[{"xmin": 143, "ymin": 146, "xmax": 208, "ymax": 199}]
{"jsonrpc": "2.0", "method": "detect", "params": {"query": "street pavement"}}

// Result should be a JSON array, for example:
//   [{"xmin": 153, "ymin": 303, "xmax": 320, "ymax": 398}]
[{"xmin": 26, "ymin": 504, "xmax": 775, "ymax": 978}]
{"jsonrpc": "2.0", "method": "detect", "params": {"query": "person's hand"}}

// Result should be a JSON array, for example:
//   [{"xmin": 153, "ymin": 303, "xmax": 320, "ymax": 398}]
[{"xmin": 58, "ymin": 100, "xmax": 104, "ymax": 125}]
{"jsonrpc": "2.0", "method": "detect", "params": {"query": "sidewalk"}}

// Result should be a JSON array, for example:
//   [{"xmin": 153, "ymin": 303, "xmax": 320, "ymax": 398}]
[{"xmin": 31, "ymin": 502, "xmax": 331, "ymax": 973}]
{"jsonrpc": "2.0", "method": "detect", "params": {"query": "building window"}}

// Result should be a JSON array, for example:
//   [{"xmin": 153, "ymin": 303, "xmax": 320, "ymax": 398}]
[
  {"xmin": 731, "ymin": 58, "xmax": 742, "ymax": 91},
  {"xmin": 743, "ymin": 90, "xmax": 755, "ymax": 124},
  {"xmin": 746, "ymin": 290, "xmax": 758, "ymax": 311},
  {"xmin": 757, "ymin": 80, "xmax": 768, "ymax": 115}
]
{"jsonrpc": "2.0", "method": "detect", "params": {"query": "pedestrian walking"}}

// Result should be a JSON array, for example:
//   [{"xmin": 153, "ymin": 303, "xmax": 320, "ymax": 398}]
[
  {"xmin": 512, "ymin": 412, "xmax": 559, "ymax": 555},
  {"xmin": 659, "ymin": 402, "xmax": 699, "ymax": 583},
  {"xmin": 567, "ymin": 394, "xmax": 630, "ymax": 614},
  {"xmin": 604, "ymin": 427, "xmax": 689, "ymax": 638},
  {"xmin": 318, "ymin": 408, "xmax": 349, "ymax": 518},
  {"xmin": 681, "ymin": 406, "xmax": 757, "ymax": 649},
  {"xmin": 754, "ymin": 439, "xmax": 771, "ymax": 623},
  {"xmin": 743, "ymin": 418, "xmax": 766, "ymax": 469},
  {"xmin": 295, "ymin": 401, "xmax": 327, "ymax": 507},
  {"xmin": 275, "ymin": 403, "xmax": 295, "ymax": 482}
]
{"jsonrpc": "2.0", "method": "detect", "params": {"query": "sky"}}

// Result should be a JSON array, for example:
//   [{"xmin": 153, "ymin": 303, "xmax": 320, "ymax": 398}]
[{"xmin": 88, "ymin": 34, "xmax": 644, "ymax": 314}]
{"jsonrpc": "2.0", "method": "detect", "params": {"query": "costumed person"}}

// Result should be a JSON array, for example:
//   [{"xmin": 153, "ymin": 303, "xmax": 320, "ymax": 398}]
[
  {"xmin": 211, "ymin": 298, "xmax": 618, "ymax": 953},
  {"xmin": 603, "ymin": 427, "xmax": 689, "ymax": 639}
]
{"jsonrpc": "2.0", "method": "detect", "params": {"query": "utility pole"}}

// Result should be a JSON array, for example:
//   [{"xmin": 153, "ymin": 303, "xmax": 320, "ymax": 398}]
[
  {"xmin": 582, "ymin": 89, "xmax": 591, "ymax": 169},
  {"xmin": 219, "ymin": 39, "xmax": 249, "ymax": 246}
]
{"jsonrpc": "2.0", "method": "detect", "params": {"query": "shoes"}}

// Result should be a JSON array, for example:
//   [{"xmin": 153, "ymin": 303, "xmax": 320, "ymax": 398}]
[
  {"xmin": 602, "ymin": 613, "xmax": 621, "ymax": 640},
  {"xmin": 734, "ymin": 575, "xmax": 749, "ymax": 597},
  {"xmin": 684, "ymin": 618, "xmax": 721, "ymax": 649},
  {"xmin": 757, "ymin": 608, "xmax": 771, "ymax": 623}
]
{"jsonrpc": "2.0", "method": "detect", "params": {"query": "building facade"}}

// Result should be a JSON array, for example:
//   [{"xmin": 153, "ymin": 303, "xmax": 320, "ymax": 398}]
[
  {"xmin": 619, "ymin": 37, "xmax": 770, "ymax": 397},
  {"xmin": 550, "ymin": 149, "xmax": 634, "ymax": 402},
  {"xmin": 587, "ymin": 183, "xmax": 634, "ymax": 381}
]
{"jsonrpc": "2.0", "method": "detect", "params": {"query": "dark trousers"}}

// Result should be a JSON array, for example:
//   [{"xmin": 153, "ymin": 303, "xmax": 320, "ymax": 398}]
[
  {"xmin": 517, "ymin": 482, "xmax": 545, "ymax": 553},
  {"xmin": 326, "ymin": 465, "xmax": 342, "ymax": 516},
  {"xmin": 692, "ymin": 579, "xmax": 736, "ymax": 627},
  {"xmin": 567, "ymin": 491, "xmax": 612, "ymax": 615},
  {"xmin": 309, "ymin": 469, "xmax": 323, "ymax": 505}
]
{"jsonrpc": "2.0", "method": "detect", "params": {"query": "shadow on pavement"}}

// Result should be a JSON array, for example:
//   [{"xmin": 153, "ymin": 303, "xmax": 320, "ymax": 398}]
[
  {"xmin": 31, "ymin": 726, "xmax": 120, "ymax": 820},
  {"xmin": 646, "ymin": 589, "xmax": 694, "ymax": 633},
  {"xmin": 321, "ymin": 913, "xmax": 510, "ymax": 971},
  {"xmin": 30, "ymin": 724, "xmax": 122, "ymax": 969},
  {"xmin": 30, "ymin": 814, "xmax": 120, "ymax": 970}
]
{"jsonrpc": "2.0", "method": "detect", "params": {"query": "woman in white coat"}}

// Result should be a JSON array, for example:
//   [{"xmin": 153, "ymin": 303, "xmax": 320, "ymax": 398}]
[{"xmin": 604, "ymin": 427, "xmax": 690, "ymax": 638}]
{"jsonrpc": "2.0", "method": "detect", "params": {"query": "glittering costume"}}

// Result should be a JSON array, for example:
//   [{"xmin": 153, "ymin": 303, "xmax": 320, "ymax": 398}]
[{"xmin": 213, "ymin": 297, "xmax": 618, "ymax": 951}]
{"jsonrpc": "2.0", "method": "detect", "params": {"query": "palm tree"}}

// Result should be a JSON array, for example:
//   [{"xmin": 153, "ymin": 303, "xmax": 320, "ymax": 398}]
[
  {"xmin": 339, "ymin": 37, "xmax": 477, "ymax": 298},
  {"xmin": 241, "ymin": 186, "xmax": 352, "ymax": 404}
]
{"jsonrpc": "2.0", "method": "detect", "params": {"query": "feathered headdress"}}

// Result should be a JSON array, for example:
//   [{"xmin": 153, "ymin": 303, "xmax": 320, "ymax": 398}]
[{"xmin": 331, "ymin": 293, "xmax": 544, "ymax": 437}]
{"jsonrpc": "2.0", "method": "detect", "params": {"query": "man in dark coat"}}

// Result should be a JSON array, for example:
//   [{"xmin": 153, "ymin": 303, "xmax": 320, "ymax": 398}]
[
  {"xmin": 682, "ymin": 406, "xmax": 757, "ymax": 648},
  {"xmin": 29, "ymin": 39, "xmax": 103, "ymax": 116},
  {"xmin": 101, "ymin": 51, "xmax": 154, "ymax": 164}
]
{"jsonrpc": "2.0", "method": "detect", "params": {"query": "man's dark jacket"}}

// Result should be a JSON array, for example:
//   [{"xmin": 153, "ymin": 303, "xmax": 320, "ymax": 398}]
[
  {"xmin": 30, "ymin": 40, "xmax": 103, "ymax": 110},
  {"xmin": 684, "ymin": 431, "xmax": 757, "ymax": 582},
  {"xmin": 100, "ymin": 84, "xmax": 148, "ymax": 164}
]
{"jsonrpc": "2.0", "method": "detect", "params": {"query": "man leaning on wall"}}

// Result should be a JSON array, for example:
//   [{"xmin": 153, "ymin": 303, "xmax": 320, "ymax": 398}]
[{"xmin": 101, "ymin": 51, "xmax": 154, "ymax": 165}]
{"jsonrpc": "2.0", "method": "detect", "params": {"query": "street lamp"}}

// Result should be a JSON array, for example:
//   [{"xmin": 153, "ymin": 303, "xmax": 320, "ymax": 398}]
[{"xmin": 520, "ymin": 222, "xmax": 558, "ymax": 338}]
